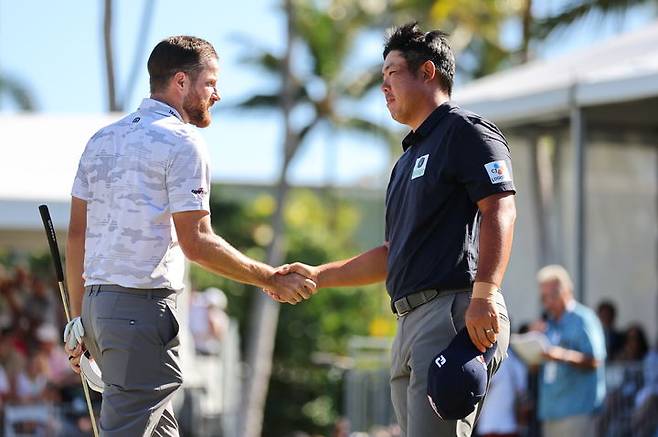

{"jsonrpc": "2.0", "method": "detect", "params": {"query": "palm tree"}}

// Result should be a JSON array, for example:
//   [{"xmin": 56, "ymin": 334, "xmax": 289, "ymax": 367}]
[
  {"xmin": 374, "ymin": 0, "xmax": 523, "ymax": 79},
  {"xmin": 101, "ymin": 0, "xmax": 156, "ymax": 112},
  {"xmin": 0, "ymin": 73, "xmax": 35, "ymax": 111},
  {"xmin": 534, "ymin": 0, "xmax": 657, "ymax": 39},
  {"xmin": 236, "ymin": 1, "xmax": 395, "ymax": 435}
]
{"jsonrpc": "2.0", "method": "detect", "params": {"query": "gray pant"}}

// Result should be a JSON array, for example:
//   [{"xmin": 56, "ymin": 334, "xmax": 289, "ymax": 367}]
[
  {"xmin": 390, "ymin": 290, "xmax": 510, "ymax": 437},
  {"xmin": 82, "ymin": 285, "xmax": 183, "ymax": 437}
]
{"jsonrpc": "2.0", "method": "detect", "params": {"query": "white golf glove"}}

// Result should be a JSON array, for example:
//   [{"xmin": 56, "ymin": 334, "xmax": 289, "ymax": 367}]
[{"xmin": 63, "ymin": 317, "xmax": 85, "ymax": 351}]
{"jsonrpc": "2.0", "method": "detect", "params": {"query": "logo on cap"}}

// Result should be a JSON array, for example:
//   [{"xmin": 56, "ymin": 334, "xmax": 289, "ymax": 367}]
[{"xmin": 426, "ymin": 328, "xmax": 497, "ymax": 420}]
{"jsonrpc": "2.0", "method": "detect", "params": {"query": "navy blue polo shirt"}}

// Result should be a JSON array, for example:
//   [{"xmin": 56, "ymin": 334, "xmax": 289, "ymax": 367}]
[{"xmin": 384, "ymin": 102, "xmax": 515, "ymax": 303}]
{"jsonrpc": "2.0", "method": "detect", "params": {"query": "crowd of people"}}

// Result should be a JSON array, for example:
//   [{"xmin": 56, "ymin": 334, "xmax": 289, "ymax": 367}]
[
  {"xmin": 475, "ymin": 265, "xmax": 658, "ymax": 437},
  {"xmin": 0, "ymin": 262, "xmax": 99, "ymax": 435}
]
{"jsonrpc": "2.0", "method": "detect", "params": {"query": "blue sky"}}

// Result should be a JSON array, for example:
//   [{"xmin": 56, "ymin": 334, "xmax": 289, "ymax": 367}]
[{"xmin": 1, "ymin": 1, "xmax": 655, "ymax": 186}]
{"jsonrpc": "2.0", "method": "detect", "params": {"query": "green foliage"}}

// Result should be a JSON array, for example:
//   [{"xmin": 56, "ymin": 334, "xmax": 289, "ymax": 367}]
[
  {"xmin": 533, "ymin": 0, "xmax": 657, "ymax": 39},
  {"xmin": 0, "ymin": 73, "xmax": 36, "ymax": 111},
  {"xmin": 189, "ymin": 186, "xmax": 391, "ymax": 436}
]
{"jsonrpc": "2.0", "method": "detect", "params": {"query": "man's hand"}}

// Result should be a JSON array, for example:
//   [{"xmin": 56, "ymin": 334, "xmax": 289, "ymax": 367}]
[
  {"xmin": 277, "ymin": 262, "xmax": 320, "ymax": 285},
  {"xmin": 264, "ymin": 270, "xmax": 317, "ymax": 305},
  {"xmin": 64, "ymin": 317, "xmax": 86, "ymax": 374},
  {"xmin": 64, "ymin": 317, "xmax": 84, "ymax": 352},
  {"xmin": 465, "ymin": 282, "xmax": 500, "ymax": 352},
  {"xmin": 67, "ymin": 342, "xmax": 84, "ymax": 374},
  {"xmin": 542, "ymin": 346, "xmax": 565, "ymax": 362}
]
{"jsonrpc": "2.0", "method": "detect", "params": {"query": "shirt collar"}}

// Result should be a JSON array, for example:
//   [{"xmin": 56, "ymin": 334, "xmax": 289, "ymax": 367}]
[
  {"xmin": 552, "ymin": 299, "xmax": 577, "ymax": 322},
  {"xmin": 565, "ymin": 299, "xmax": 577, "ymax": 312},
  {"xmin": 401, "ymin": 101, "xmax": 454, "ymax": 151},
  {"xmin": 138, "ymin": 98, "xmax": 184, "ymax": 122}
]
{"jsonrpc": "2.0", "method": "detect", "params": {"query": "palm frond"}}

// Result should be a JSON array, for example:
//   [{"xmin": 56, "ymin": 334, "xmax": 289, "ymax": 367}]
[
  {"xmin": 534, "ymin": 0, "xmax": 653, "ymax": 39},
  {"xmin": 0, "ymin": 74, "xmax": 35, "ymax": 111}
]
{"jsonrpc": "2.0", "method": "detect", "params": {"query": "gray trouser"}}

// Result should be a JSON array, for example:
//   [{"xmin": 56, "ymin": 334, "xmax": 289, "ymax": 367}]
[
  {"xmin": 82, "ymin": 285, "xmax": 183, "ymax": 437},
  {"xmin": 390, "ymin": 290, "xmax": 510, "ymax": 437}
]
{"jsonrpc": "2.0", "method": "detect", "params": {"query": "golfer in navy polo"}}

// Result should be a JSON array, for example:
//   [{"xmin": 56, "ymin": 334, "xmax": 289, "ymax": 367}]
[{"xmin": 278, "ymin": 22, "xmax": 516, "ymax": 437}]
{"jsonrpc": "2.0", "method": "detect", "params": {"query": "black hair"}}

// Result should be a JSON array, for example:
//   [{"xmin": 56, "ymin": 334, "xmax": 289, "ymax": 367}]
[
  {"xmin": 597, "ymin": 300, "xmax": 617, "ymax": 320},
  {"xmin": 383, "ymin": 22, "xmax": 455, "ymax": 96}
]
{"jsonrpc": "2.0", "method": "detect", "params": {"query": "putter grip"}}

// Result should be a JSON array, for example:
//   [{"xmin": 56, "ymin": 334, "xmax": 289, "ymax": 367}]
[{"xmin": 39, "ymin": 204, "xmax": 65, "ymax": 282}]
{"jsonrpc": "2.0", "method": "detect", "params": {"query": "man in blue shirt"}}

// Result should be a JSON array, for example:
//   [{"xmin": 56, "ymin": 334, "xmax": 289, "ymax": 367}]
[{"xmin": 536, "ymin": 265, "xmax": 606, "ymax": 437}]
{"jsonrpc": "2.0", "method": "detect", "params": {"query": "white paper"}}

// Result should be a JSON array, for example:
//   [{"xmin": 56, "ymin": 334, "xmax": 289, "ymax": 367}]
[{"xmin": 510, "ymin": 331, "xmax": 550, "ymax": 366}]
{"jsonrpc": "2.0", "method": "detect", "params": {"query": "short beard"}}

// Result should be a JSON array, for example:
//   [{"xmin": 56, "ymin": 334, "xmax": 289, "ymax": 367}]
[{"xmin": 183, "ymin": 89, "xmax": 212, "ymax": 128}]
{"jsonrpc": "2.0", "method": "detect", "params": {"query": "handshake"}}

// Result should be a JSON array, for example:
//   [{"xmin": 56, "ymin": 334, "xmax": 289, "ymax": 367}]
[{"xmin": 263, "ymin": 262, "xmax": 318, "ymax": 305}]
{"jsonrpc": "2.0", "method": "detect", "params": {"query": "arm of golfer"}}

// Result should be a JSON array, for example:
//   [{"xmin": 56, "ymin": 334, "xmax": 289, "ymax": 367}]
[
  {"xmin": 66, "ymin": 196, "xmax": 87, "ymax": 319},
  {"xmin": 173, "ymin": 210, "xmax": 315, "ymax": 304},
  {"xmin": 278, "ymin": 243, "xmax": 389, "ymax": 289},
  {"xmin": 466, "ymin": 192, "xmax": 516, "ymax": 352}
]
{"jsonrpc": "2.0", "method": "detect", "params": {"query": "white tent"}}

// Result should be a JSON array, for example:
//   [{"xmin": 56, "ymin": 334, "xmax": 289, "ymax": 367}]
[
  {"xmin": 0, "ymin": 114, "xmax": 120, "ymax": 249},
  {"xmin": 454, "ymin": 21, "xmax": 658, "ymax": 340},
  {"xmin": 456, "ymin": 20, "xmax": 658, "ymax": 126}
]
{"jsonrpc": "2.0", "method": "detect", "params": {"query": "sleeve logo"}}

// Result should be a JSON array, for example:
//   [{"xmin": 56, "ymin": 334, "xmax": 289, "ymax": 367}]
[
  {"xmin": 411, "ymin": 154, "xmax": 429, "ymax": 180},
  {"xmin": 191, "ymin": 187, "xmax": 208, "ymax": 197},
  {"xmin": 484, "ymin": 160, "xmax": 512, "ymax": 184}
]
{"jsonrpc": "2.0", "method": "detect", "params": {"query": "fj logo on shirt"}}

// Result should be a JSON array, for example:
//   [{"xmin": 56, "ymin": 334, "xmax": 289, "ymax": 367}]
[
  {"xmin": 435, "ymin": 355, "xmax": 446, "ymax": 368},
  {"xmin": 411, "ymin": 154, "xmax": 429, "ymax": 180},
  {"xmin": 484, "ymin": 160, "xmax": 512, "ymax": 184}
]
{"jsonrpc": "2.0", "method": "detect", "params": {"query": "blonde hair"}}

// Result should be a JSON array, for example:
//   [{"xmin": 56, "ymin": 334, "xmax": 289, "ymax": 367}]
[{"xmin": 537, "ymin": 264, "xmax": 573, "ymax": 292}]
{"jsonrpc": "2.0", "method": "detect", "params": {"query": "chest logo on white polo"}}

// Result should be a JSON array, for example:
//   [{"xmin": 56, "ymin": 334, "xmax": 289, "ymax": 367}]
[
  {"xmin": 411, "ymin": 154, "xmax": 429, "ymax": 180},
  {"xmin": 484, "ymin": 160, "xmax": 512, "ymax": 184}
]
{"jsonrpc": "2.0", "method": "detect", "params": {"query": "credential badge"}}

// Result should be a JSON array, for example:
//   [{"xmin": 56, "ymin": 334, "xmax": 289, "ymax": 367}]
[{"xmin": 411, "ymin": 154, "xmax": 429, "ymax": 180}]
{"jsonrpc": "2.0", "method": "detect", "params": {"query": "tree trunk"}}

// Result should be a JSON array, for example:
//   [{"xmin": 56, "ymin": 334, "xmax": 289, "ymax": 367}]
[
  {"xmin": 121, "ymin": 0, "xmax": 156, "ymax": 107},
  {"xmin": 103, "ymin": 0, "xmax": 118, "ymax": 112},
  {"xmin": 239, "ymin": 1, "xmax": 296, "ymax": 435},
  {"xmin": 520, "ymin": 0, "xmax": 533, "ymax": 62}
]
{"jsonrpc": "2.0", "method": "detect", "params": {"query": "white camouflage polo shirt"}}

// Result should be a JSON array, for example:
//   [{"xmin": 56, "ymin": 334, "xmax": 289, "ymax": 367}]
[{"xmin": 71, "ymin": 98, "xmax": 211, "ymax": 291}]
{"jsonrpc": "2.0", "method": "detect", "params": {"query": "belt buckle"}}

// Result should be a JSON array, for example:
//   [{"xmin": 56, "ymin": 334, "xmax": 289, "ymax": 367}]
[{"xmin": 395, "ymin": 296, "xmax": 411, "ymax": 317}]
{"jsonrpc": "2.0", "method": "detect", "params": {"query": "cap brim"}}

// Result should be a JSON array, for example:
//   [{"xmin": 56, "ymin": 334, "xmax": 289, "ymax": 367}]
[{"xmin": 80, "ymin": 353, "xmax": 104, "ymax": 393}]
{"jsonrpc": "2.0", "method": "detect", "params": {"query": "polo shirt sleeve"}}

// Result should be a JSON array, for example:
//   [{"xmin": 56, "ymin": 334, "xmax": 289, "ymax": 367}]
[
  {"xmin": 578, "ymin": 314, "xmax": 607, "ymax": 361},
  {"xmin": 71, "ymin": 140, "xmax": 92, "ymax": 201},
  {"xmin": 450, "ymin": 119, "xmax": 516, "ymax": 203},
  {"xmin": 166, "ymin": 133, "xmax": 211, "ymax": 214}
]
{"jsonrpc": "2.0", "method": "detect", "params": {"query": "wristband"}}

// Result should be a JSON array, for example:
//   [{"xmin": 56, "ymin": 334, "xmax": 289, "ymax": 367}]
[{"xmin": 472, "ymin": 281, "xmax": 499, "ymax": 300}]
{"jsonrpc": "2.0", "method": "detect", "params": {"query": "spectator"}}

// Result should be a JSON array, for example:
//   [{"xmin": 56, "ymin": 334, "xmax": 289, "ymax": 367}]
[
  {"xmin": 0, "ymin": 362, "xmax": 10, "ymax": 409},
  {"xmin": 23, "ymin": 276, "xmax": 58, "ymax": 327},
  {"xmin": 332, "ymin": 417, "xmax": 350, "ymax": 437},
  {"xmin": 476, "ymin": 348, "xmax": 528, "ymax": 437},
  {"xmin": 597, "ymin": 300, "xmax": 625, "ymax": 361},
  {"xmin": 631, "ymin": 338, "xmax": 658, "ymax": 437},
  {"xmin": 534, "ymin": 265, "xmax": 606, "ymax": 437},
  {"xmin": 189, "ymin": 287, "xmax": 230, "ymax": 355},
  {"xmin": 614, "ymin": 323, "xmax": 649, "ymax": 362},
  {"xmin": 36, "ymin": 323, "xmax": 76, "ymax": 388},
  {"xmin": 15, "ymin": 352, "xmax": 51, "ymax": 404},
  {"xmin": 515, "ymin": 322, "xmax": 543, "ymax": 437},
  {"xmin": 0, "ymin": 327, "xmax": 26, "ymax": 379}
]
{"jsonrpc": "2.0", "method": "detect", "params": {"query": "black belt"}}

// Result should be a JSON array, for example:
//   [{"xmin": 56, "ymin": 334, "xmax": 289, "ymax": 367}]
[
  {"xmin": 393, "ymin": 288, "xmax": 471, "ymax": 316},
  {"xmin": 86, "ymin": 284, "xmax": 177, "ymax": 301}
]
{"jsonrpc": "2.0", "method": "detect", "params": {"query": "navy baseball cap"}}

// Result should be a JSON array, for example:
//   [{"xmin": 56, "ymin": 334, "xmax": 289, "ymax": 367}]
[{"xmin": 427, "ymin": 328, "xmax": 496, "ymax": 420}]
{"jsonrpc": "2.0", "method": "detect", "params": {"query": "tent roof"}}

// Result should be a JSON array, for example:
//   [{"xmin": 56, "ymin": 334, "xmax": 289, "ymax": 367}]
[
  {"xmin": 453, "ymin": 20, "xmax": 658, "ymax": 127},
  {"xmin": 0, "ymin": 114, "xmax": 120, "ymax": 230}
]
